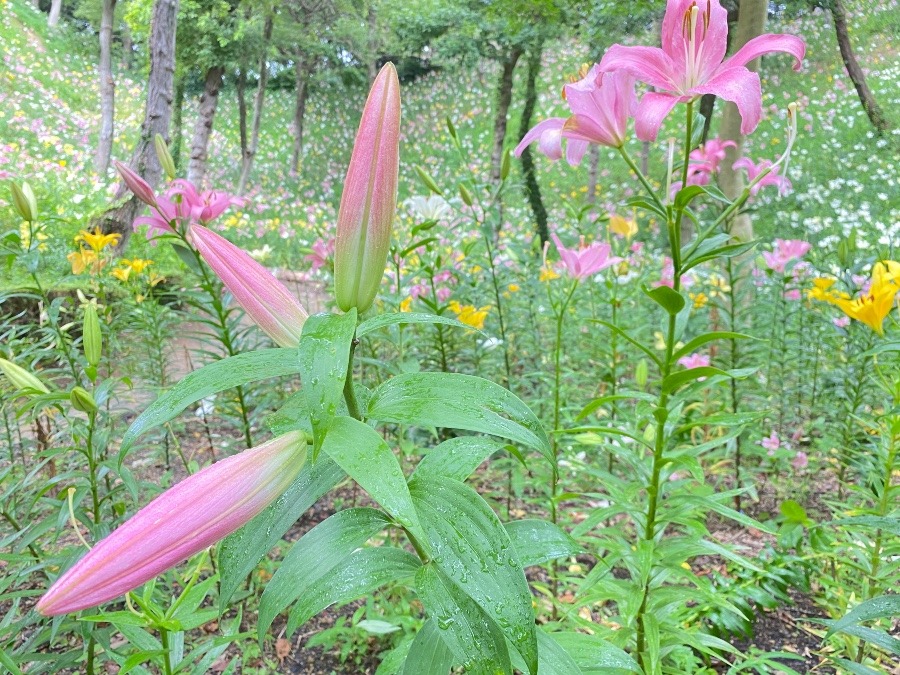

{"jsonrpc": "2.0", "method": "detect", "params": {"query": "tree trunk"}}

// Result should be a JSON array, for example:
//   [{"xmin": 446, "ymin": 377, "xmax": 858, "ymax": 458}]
[
  {"xmin": 187, "ymin": 65, "xmax": 225, "ymax": 186},
  {"xmin": 291, "ymin": 52, "xmax": 313, "ymax": 176},
  {"xmin": 517, "ymin": 46, "xmax": 549, "ymax": 247},
  {"xmin": 120, "ymin": 24, "xmax": 133, "ymax": 70},
  {"xmin": 718, "ymin": 0, "xmax": 767, "ymax": 242},
  {"xmin": 94, "ymin": 0, "xmax": 178, "ymax": 252},
  {"xmin": 367, "ymin": 4, "xmax": 378, "ymax": 82},
  {"xmin": 48, "ymin": 0, "xmax": 62, "ymax": 26},
  {"xmin": 171, "ymin": 74, "xmax": 185, "ymax": 169},
  {"xmin": 698, "ymin": 93, "xmax": 716, "ymax": 144},
  {"xmin": 237, "ymin": 66, "xmax": 248, "ymax": 160},
  {"xmin": 95, "ymin": 0, "xmax": 116, "ymax": 175},
  {"xmin": 238, "ymin": 15, "xmax": 273, "ymax": 194},
  {"xmin": 830, "ymin": 0, "xmax": 891, "ymax": 133},
  {"xmin": 490, "ymin": 48, "xmax": 522, "ymax": 186}
]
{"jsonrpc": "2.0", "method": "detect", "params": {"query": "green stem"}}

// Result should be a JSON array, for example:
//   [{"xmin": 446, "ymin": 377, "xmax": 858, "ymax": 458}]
[
  {"xmin": 482, "ymin": 231, "xmax": 513, "ymax": 390},
  {"xmin": 343, "ymin": 336, "xmax": 362, "ymax": 421},
  {"xmin": 635, "ymin": 100, "xmax": 695, "ymax": 673},
  {"xmin": 159, "ymin": 626, "xmax": 173, "ymax": 675},
  {"xmin": 618, "ymin": 146, "xmax": 665, "ymax": 214}
]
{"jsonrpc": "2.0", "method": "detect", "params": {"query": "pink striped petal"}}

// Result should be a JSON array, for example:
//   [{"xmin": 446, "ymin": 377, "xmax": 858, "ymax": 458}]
[
  {"xmin": 691, "ymin": 66, "xmax": 762, "ymax": 135},
  {"xmin": 514, "ymin": 118, "xmax": 565, "ymax": 159},
  {"xmin": 598, "ymin": 45, "xmax": 677, "ymax": 92},
  {"xmin": 37, "ymin": 432, "xmax": 307, "ymax": 616},
  {"xmin": 634, "ymin": 91, "xmax": 682, "ymax": 141},
  {"xmin": 724, "ymin": 34, "xmax": 806, "ymax": 71}
]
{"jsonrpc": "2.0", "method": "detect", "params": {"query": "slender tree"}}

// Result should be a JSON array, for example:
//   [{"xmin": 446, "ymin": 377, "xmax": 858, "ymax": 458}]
[
  {"xmin": 95, "ymin": 0, "xmax": 117, "ymax": 174},
  {"xmin": 48, "ymin": 0, "xmax": 62, "ymax": 26},
  {"xmin": 828, "ymin": 0, "xmax": 891, "ymax": 132},
  {"xmin": 237, "ymin": 14, "xmax": 274, "ymax": 194},
  {"xmin": 186, "ymin": 65, "xmax": 225, "ymax": 185},
  {"xmin": 717, "ymin": 0, "xmax": 768, "ymax": 242},
  {"xmin": 517, "ymin": 44, "xmax": 549, "ymax": 245},
  {"xmin": 95, "ymin": 0, "xmax": 179, "ymax": 250}
]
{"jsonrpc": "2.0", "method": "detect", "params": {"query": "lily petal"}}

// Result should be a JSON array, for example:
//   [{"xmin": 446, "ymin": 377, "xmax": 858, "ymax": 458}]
[
  {"xmin": 566, "ymin": 139, "xmax": 590, "ymax": 167},
  {"xmin": 598, "ymin": 45, "xmax": 677, "ymax": 92},
  {"xmin": 514, "ymin": 117, "xmax": 566, "ymax": 160},
  {"xmin": 725, "ymin": 33, "xmax": 806, "ymax": 71},
  {"xmin": 634, "ymin": 91, "xmax": 682, "ymax": 141},
  {"xmin": 691, "ymin": 66, "xmax": 762, "ymax": 135}
]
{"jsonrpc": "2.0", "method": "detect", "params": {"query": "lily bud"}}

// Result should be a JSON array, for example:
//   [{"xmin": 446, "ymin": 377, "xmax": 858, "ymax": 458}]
[
  {"xmin": 154, "ymin": 134, "xmax": 177, "ymax": 180},
  {"xmin": 459, "ymin": 183, "xmax": 474, "ymax": 206},
  {"xmin": 334, "ymin": 63, "xmax": 401, "ymax": 314},
  {"xmin": 37, "ymin": 431, "xmax": 308, "ymax": 616},
  {"xmin": 114, "ymin": 161, "xmax": 157, "ymax": 207},
  {"xmin": 0, "ymin": 357, "xmax": 50, "ymax": 394},
  {"xmin": 415, "ymin": 165, "xmax": 443, "ymax": 196},
  {"xmin": 10, "ymin": 182, "xmax": 38, "ymax": 222},
  {"xmin": 83, "ymin": 304, "xmax": 102, "ymax": 368},
  {"xmin": 191, "ymin": 225, "xmax": 308, "ymax": 347},
  {"xmin": 70, "ymin": 386, "xmax": 98, "ymax": 414}
]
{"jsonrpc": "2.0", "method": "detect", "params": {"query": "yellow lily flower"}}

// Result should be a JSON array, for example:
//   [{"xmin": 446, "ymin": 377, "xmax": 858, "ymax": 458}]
[
  {"xmin": 76, "ymin": 228, "xmax": 121, "ymax": 253},
  {"xmin": 609, "ymin": 214, "xmax": 638, "ymax": 240},
  {"xmin": 68, "ymin": 248, "xmax": 104, "ymax": 275},
  {"xmin": 821, "ymin": 261, "xmax": 900, "ymax": 335}
]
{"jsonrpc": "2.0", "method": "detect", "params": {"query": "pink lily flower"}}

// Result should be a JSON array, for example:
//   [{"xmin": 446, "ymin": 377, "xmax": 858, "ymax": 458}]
[
  {"xmin": 732, "ymin": 157, "xmax": 792, "ymax": 196},
  {"xmin": 598, "ymin": 0, "xmax": 805, "ymax": 140},
  {"xmin": 191, "ymin": 225, "xmax": 308, "ymax": 347},
  {"xmin": 762, "ymin": 238, "xmax": 810, "ymax": 274},
  {"xmin": 37, "ymin": 432, "xmax": 308, "ymax": 616},
  {"xmin": 760, "ymin": 431, "xmax": 780, "ymax": 453},
  {"xmin": 550, "ymin": 233, "xmax": 622, "ymax": 280},
  {"xmin": 792, "ymin": 451, "xmax": 808, "ymax": 470},
  {"xmin": 515, "ymin": 67, "xmax": 636, "ymax": 165},
  {"xmin": 690, "ymin": 137, "xmax": 737, "ymax": 174},
  {"xmin": 677, "ymin": 352, "xmax": 710, "ymax": 369},
  {"xmin": 305, "ymin": 237, "xmax": 335, "ymax": 272},
  {"xmin": 125, "ymin": 176, "xmax": 244, "ymax": 240},
  {"xmin": 334, "ymin": 63, "xmax": 401, "ymax": 314}
]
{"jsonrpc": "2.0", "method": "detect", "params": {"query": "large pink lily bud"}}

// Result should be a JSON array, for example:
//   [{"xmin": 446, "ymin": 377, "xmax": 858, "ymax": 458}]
[
  {"xmin": 191, "ymin": 224, "xmax": 308, "ymax": 347},
  {"xmin": 37, "ymin": 432, "xmax": 307, "ymax": 616},
  {"xmin": 334, "ymin": 63, "xmax": 401, "ymax": 313},
  {"xmin": 114, "ymin": 161, "xmax": 158, "ymax": 207}
]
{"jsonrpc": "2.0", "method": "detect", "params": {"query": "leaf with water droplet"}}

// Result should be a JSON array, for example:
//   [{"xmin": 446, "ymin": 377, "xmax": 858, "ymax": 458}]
[{"xmin": 298, "ymin": 310, "xmax": 357, "ymax": 458}]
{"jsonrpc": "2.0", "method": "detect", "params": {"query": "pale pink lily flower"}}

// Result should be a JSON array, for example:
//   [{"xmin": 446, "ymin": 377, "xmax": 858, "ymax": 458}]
[
  {"xmin": 833, "ymin": 315, "xmax": 850, "ymax": 328},
  {"xmin": 128, "ymin": 178, "xmax": 244, "ymax": 240},
  {"xmin": 762, "ymin": 238, "xmax": 810, "ymax": 273},
  {"xmin": 550, "ymin": 233, "xmax": 622, "ymax": 280},
  {"xmin": 37, "ymin": 432, "xmax": 307, "ymax": 616},
  {"xmin": 792, "ymin": 451, "xmax": 808, "ymax": 470},
  {"xmin": 191, "ymin": 225, "xmax": 308, "ymax": 347},
  {"xmin": 305, "ymin": 237, "xmax": 335, "ymax": 272},
  {"xmin": 677, "ymin": 352, "xmax": 710, "ymax": 369},
  {"xmin": 732, "ymin": 157, "xmax": 792, "ymax": 196},
  {"xmin": 690, "ymin": 137, "xmax": 737, "ymax": 174},
  {"xmin": 760, "ymin": 431, "xmax": 780, "ymax": 452},
  {"xmin": 515, "ymin": 67, "xmax": 636, "ymax": 165},
  {"xmin": 598, "ymin": 0, "xmax": 805, "ymax": 140}
]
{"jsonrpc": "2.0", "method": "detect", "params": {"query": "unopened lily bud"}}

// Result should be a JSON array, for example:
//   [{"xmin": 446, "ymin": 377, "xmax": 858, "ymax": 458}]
[
  {"xmin": 37, "ymin": 431, "xmax": 307, "ymax": 616},
  {"xmin": 334, "ymin": 63, "xmax": 401, "ymax": 314},
  {"xmin": 500, "ymin": 149, "xmax": 511, "ymax": 181},
  {"xmin": 635, "ymin": 358, "xmax": 649, "ymax": 389},
  {"xmin": 0, "ymin": 357, "xmax": 50, "ymax": 394},
  {"xmin": 154, "ymin": 134, "xmax": 176, "ymax": 180},
  {"xmin": 10, "ymin": 182, "xmax": 38, "ymax": 222},
  {"xmin": 114, "ymin": 161, "xmax": 157, "ymax": 207},
  {"xmin": 415, "ymin": 166, "xmax": 443, "ymax": 196},
  {"xmin": 446, "ymin": 116, "xmax": 458, "ymax": 140},
  {"xmin": 70, "ymin": 386, "xmax": 98, "ymax": 414},
  {"xmin": 82, "ymin": 304, "xmax": 102, "ymax": 368},
  {"xmin": 191, "ymin": 225, "xmax": 308, "ymax": 347},
  {"xmin": 459, "ymin": 183, "xmax": 474, "ymax": 207}
]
